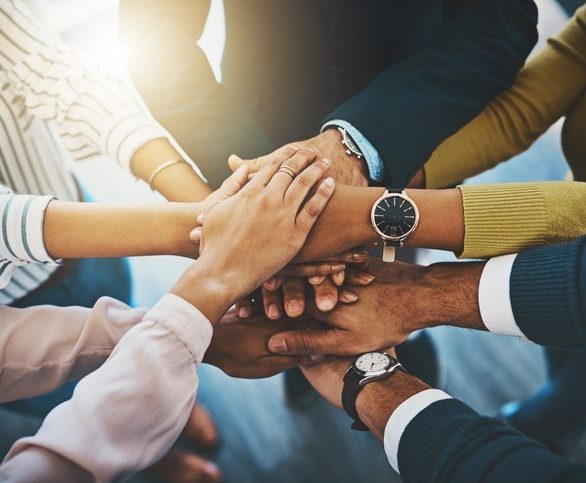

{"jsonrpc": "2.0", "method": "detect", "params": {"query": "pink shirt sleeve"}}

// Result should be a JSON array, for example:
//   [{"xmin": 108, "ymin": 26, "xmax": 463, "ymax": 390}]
[{"xmin": 0, "ymin": 293, "xmax": 213, "ymax": 482}]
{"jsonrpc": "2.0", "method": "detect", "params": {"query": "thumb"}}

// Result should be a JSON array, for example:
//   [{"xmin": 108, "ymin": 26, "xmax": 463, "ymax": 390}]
[
  {"xmin": 268, "ymin": 329, "xmax": 346, "ymax": 356},
  {"xmin": 228, "ymin": 154, "xmax": 246, "ymax": 172}
]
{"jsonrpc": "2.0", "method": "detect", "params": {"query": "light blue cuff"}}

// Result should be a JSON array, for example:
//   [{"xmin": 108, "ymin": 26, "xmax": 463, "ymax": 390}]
[{"xmin": 322, "ymin": 120, "xmax": 385, "ymax": 183}]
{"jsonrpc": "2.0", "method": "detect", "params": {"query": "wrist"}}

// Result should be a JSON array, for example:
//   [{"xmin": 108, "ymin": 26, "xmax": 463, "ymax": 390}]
[
  {"xmin": 418, "ymin": 262, "xmax": 485, "ymax": 331},
  {"xmin": 170, "ymin": 257, "xmax": 241, "ymax": 324},
  {"xmin": 356, "ymin": 371, "xmax": 429, "ymax": 441}
]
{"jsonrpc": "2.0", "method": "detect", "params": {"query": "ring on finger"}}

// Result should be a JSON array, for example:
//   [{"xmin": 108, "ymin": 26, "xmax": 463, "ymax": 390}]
[{"xmin": 277, "ymin": 166, "xmax": 296, "ymax": 179}]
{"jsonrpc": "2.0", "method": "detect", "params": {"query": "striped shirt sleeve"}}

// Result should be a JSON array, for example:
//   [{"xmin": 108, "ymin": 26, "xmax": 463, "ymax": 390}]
[
  {"xmin": 0, "ymin": 185, "xmax": 59, "ymax": 290},
  {"xmin": 0, "ymin": 0, "xmax": 170, "ymax": 170}
]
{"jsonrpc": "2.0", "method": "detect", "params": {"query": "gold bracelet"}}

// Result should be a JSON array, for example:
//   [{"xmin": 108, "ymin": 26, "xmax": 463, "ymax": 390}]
[{"xmin": 147, "ymin": 159, "xmax": 186, "ymax": 188}]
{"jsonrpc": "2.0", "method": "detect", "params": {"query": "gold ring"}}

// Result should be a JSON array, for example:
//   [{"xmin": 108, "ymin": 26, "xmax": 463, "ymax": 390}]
[{"xmin": 277, "ymin": 166, "xmax": 296, "ymax": 179}]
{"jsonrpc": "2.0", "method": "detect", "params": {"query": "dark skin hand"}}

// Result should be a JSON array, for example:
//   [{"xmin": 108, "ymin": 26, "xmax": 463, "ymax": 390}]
[
  {"xmin": 269, "ymin": 258, "xmax": 485, "ymax": 357},
  {"xmin": 203, "ymin": 310, "xmax": 326, "ymax": 378}
]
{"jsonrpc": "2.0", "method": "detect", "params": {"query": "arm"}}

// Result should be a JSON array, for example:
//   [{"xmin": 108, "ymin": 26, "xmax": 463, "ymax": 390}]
[
  {"xmin": 0, "ymin": 147, "xmax": 335, "ymax": 481},
  {"xmin": 324, "ymin": 0, "xmax": 538, "ymax": 187},
  {"xmin": 119, "ymin": 0, "xmax": 275, "ymax": 188},
  {"xmin": 425, "ymin": 5, "xmax": 586, "ymax": 189},
  {"xmin": 0, "ymin": 0, "xmax": 209, "ymax": 201},
  {"xmin": 270, "ymin": 236, "xmax": 586, "ymax": 357},
  {"xmin": 302, "ymin": 359, "xmax": 586, "ymax": 483}
]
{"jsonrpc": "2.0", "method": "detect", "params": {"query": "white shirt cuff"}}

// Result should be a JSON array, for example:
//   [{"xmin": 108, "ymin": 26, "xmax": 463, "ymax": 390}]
[
  {"xmin": 383, "ymin": 389, "xmax": 451, "ymax": 474},
  {"xmin": 478, "ymin": 254, "xmax": 526, "ymax": 338},
  {"xmin": 145, "ymin": 293, "xmax": 213, "ymax": 365}
]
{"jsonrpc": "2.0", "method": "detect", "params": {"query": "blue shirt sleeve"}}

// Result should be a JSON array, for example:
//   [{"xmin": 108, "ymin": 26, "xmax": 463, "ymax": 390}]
[{"xmin": 322, "ymin": 120, "xmax": 385, "ymax": 183}]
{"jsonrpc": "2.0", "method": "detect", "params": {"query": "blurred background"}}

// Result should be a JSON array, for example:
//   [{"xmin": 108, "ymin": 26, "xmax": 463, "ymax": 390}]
[{"xmin": 0, "ymin": 1, "xmax": 582, "ymax": 482}]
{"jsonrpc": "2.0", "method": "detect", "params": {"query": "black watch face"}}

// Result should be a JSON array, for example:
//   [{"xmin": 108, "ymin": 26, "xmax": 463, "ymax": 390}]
[
  {"xmin": 355, "ymin": 352, "xmax": 391, "ymax": 375},
  {"xmin": 372, "ymin": 195, "xmax": 417, "ymax": 239}
]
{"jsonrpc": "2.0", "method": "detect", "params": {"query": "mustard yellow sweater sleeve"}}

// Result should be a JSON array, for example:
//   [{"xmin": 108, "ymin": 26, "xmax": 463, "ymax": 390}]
[
  {"xmin": 425, "ymin": 6, "xmax": 586, "ymax": 189},
  {"xmin": 459, "ymin": 181, "xmax": 586, "ymax": 259}
]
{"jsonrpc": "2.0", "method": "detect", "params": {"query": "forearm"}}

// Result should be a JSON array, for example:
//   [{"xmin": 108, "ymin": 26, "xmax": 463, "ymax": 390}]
[
  {"xmin": 297, "ymin": 185, "xmax": 464, "ymax": 261},
  {"xmin": 130, "ymin": 138, "xmax": 212, "ymax": 202},
  {"xmin": 44, "ymin": 201, "xmax": 200, "ymax": 260}
]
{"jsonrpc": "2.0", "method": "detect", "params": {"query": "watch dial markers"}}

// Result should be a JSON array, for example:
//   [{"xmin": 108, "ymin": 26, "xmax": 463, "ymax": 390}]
[{"xmin": 372, "ymin": 195, "xmax": 417, "ymax": 240}]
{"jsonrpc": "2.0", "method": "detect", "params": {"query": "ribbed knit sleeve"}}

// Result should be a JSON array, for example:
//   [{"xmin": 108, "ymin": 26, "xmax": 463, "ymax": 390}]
[
  {"xmin": 510, "ymin": 236, "xmax": 586, "ymax": 349},
  {"xmin": 398, "ymin": 398, "xmax": 586, "ymax": 483},
  {"xmin": 459, "ymin": 181, "xmax": 586, "ymax": 259}
]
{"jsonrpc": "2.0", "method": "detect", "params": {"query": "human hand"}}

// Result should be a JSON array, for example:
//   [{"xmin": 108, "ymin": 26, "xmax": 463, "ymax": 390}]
[
  {"xmin": 234, "ymin": 250, "xmax": 374, "ymax": 319},
  {"xmin": 172, "ymin": 146, "xmax": 336, "ymax": 324},
  {"xmin": 268, "ymin": 261, "xmax": 430, "ymax": 356},
  {"xmin": 300, "ymin": 347, "xmax": 398, "ymax": 409},
  {"xmin": 228, "ymin": 129, "xmax": 369, "ymax": 186},
  {"xmin": 204, "ymin": 309, "xmax": 325, "ymax": 378}
]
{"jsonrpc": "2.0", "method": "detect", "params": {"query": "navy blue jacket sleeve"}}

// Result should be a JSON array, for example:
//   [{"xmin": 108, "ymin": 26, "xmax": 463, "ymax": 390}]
[
  {"xmin": 325, "ymin": 0, "xmax": 538, "ymax": 187},
  {"xmin": 398, "ymin": 399, "xmax": 586, "ymax": 483},
  {"xmin": 510, "ymin": 235, "xmax": 586, "ymax": 350}
]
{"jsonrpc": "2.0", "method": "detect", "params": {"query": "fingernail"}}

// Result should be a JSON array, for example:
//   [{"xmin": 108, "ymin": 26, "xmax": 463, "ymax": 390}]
[
  {"xmin": 319, "ymin": 297, "xmax": 336, "ymax": 311},
  {"xmin": 352, "ymin": 252, "xmax": 368, "ymax": 262},
  {"xmin": 190, "ymin": 229, "xmax": 202, "ymax": 242},
  {"xmin": 309, "ymin": 275, "xmax": 323, "ymax": 285},
  {"xmin": 269, "ymin": 337, "xmax": 287, "ymax": 353},
  {"xmin": 268, "ymin": 304, "xmax": 280, "ymax": 319},
  {"xmin": 238, "ymin": 306, "xmax": 251, "ymax": 318},
  {"xmin": 204, "ymin": 462, "xmax": 221, "ymax": 478},
  {"xmin": 332, "ymin": 263, "xmax": 345, "ymax": 272},
  {"xmin": 324, "ymin": 177, "xmax": 335, "ymax": 187},
  {"xmin": 359, "ymin": 274, "xmax": 376, "ymax": 284},
  {"xmin": 332, "ymin": 271, "xmax": 345, "ymax": 286},
  {"xmin": 286, "ymin": 300, "xmax": 302, "ymax": 315},
  {"xmin": 340, "ymin": 290, "xmax": 358, "ymax": 303},
  {"xmin": 322, "ymin": 158, "xmax": 331, "ymax": 166},
  {"xmin": 310, "ymin": 354, "xmax": 325, "ymax": 362},
  {"xmin": 264, "ymin": 277, "xmax": 278, "ymax": 290}
]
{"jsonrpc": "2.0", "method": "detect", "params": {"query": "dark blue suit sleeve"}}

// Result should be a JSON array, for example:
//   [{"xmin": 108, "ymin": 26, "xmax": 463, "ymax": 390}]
[
  {"xmin": 326, "ymin": 0, "xmax": 538, "ymax": 187},
  {"xmin": 398, "ymin": 399, "xmax": 586, "ymax": 483},
  {"xmin": 510, "ymin": 235, "xmax": 586, "ymax": 349}
]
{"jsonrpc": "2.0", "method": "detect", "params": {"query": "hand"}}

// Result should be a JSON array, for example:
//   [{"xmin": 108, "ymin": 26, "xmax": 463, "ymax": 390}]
[
  {"xmin": 301, "ymin": 347, "xmax": 398, "ymax": 409},
  {"xmin": 269, "ymin": 260, "xmax": 484, "ymax": 356},
  {"xmin": 204, "ymin": 309, "xmax": 325, "ymax": 378},
  {"xmin": 228, "ymin": 129, "xmax": 369, "ymax": 186},
  {"xmin": 172, "ymin": 146, "xmax": 336, "ymax": 324},
  {"xmin": 235, "ymin": 251, "xmax": 374, "ymax": 319}
]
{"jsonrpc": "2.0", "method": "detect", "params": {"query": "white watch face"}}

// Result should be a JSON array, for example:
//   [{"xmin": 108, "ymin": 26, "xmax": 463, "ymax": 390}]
[{"xmin": 355, "ymin": 352, "xmax": 391, "ymax": 374}]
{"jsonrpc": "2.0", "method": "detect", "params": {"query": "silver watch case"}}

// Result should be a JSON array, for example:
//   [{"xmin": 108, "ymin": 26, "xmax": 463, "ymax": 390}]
[{"xmin": 346, "ymin": 352, "xmax": 403, "ymax": 387}]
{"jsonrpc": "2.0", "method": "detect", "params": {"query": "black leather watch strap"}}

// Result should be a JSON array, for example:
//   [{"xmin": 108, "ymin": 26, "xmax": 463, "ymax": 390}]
[
  {"xmin": 342, "ymin": 369, "xmax": 369, "ymax": 431},
  {"xmin": 386, "ymin": 188, "xmax": 402, "ymax": 193}
]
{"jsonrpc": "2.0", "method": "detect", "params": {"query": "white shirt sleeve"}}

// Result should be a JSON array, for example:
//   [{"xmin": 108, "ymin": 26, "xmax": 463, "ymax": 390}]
[
  {"xmin": 0, "ymin": 189, "xmax": 59, "ymax": 289},
  {"xmin": 0, "ymin": 293, "xmax": 212, "ymax": 483},
  {"xmin": 478, "ymin": 254, "xmax": 526, "ymax": 338},
  {"xmin": 383, "ymin": 389, "xmax": 452, "ymax": 474},
  {"xmin": 0, "ymin": 0, "xmax": 198, "ymax": 172}
]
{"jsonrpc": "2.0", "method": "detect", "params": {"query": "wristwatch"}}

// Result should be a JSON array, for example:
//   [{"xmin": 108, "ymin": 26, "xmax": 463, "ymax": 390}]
[
  {"xmin": 342, "ymin": 352, "xmax": 404, "ymax": 431},
  {"xmin": 370, "ymin": 189, "xmax": 419, "ymax": 262}
]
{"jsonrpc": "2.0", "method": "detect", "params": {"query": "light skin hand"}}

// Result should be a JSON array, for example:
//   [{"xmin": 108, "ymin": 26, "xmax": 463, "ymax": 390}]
[
  {"xmin": 171, "ymin": 146, "xmax": 336, "ymax": 324},
  {"xmin": 228, "ymin": 129, "xmax": 369, "ymax": 187},
  {"xmin": 269, "ymin": 259, "xmax": 485, "ymax": 357}
]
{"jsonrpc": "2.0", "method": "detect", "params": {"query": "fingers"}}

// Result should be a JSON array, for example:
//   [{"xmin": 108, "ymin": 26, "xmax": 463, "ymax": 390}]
[
  {"xmin": 328, "ymin": 249, "xmax": 370, "ymax": 264},
  {"xmin": 313, "ymin": 276, "xmax": 340, "ymax": 312},
  {"xmin": 338, "ymin": 288, "xmax": 358, "ymax": 304},
  {"xmin": 281, "ymin": 277, "xmax": 306, "ymax": 317},
  {"xmin": 207, "ymin": 164, "xmax": 249, "ymax": 203},
  {"xmin": 332, "ymin": 270, "xmax": 345, "ymax": 287},
  {"xmin": 242, "ymin": 145, "xmax": 298, "ymax": 190},
  {"xmin": 268, "ymin": 329, "xmax": 347, "ymax": 356},
  {"xmin": 284, "ymin": 157, "xmax": 331, "ymax": 208},
  {"xmin": 262, "ymin": 285, "xmax": 283, "ymax": 320},
  {"xmin": 149, "ymin": 448, "xmax": 221, "ymax": 483},
  {"xmin": 345, "ymin": 268, "xmax": 376, "ymax": 286},
  {"xmin": 295, "ymin": 177, "xmax": 335, "ymax": 231},
  {"xmin": 235, "ymin": 297, "xmax": 253, "ymax": 318},
  {"xmin": 267, "ymin": 148, "xmax": 319, "ymax": 193},
  {"xmin": 279, "ymin": 262, "xmax": 345, "ymax": 279}
]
